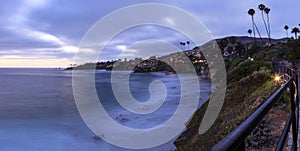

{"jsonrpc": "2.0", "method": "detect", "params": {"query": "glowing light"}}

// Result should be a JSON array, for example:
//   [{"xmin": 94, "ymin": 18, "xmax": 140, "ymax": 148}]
[{"xmin": 274, "ymin": 75, "xmax": 280, "ymax": 81}]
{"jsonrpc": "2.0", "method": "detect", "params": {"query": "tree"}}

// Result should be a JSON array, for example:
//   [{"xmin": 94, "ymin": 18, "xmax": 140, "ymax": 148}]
[
  {"xmin": 186, "ymin": 41, "xmax": 190, "ymax": 50},
  {"xmin": 248, "ymin": 9, "xmax": 256, "ymax": 41},
  {"xmin": 291, "ymin": 27, "xmax": 300, "ymax": 39},
  {"xmin": 284, "ymin": 25, "xmax": 289, "ymax": 38},
  {"xmin": 258, "ymin": 4, "xmax": 269, "ymax": 40},
  {"xmin": 248, "ymin": 29, "xmax": 252, "ymax": 37},
  {"xmin": 182, "ymin": 42, "xmax": 186, "ymax": 50},
  {"xmin": 264, "ymin": 7, "xmax": 271, "ymax": 43},
  {"xmin": 248, "ymin": 9, "xmax": 262, "ymax": 43},
  {"xmin": 180, "ymin": 42, "xmax": 184, "ymax": 50}
]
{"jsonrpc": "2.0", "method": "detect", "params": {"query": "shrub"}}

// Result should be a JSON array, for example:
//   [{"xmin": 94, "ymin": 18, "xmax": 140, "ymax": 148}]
[{"xmin": 227, "ymin": 60, "xmax": 273, "ymax": 84}]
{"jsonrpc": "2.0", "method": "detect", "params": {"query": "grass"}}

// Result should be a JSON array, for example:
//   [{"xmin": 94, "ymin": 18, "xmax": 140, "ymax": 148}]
[{"xmin": 174, "ymin": 59, "xmax": 281, "ymax": 150}]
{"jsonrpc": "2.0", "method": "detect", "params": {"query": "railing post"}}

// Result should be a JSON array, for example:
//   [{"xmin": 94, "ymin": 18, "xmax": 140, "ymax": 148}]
[
  {"xmin": 290, "ymin": 80, "xmax": 297, "ymax": 151},
  {"xmin": 296, "ymin": 73, "xmax": 299, "ymax": 137}
]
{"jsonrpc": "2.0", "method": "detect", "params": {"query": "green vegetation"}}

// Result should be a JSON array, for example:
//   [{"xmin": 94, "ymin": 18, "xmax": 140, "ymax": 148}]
[
  {"xmin": 228, "ymin": 57, "xmax": 245, "ymax": 70},
  {"xmin": 173, "ymin": 35, "xmax": 298, "ymax": 150},
  {"xmin": 174, "ymin": 2, "xmax": 300, "ymax": 149},
  {"xmin": 243, "ymin": 39, "xmax": 300, "ymax": 62},
  {"xmin": 174, "ymin": 59, "xmax": 279, "ymax": 150},
  {"xmin": 174, "ymin": 33, "xmax": 300, "ymax": 150},
  {"xmin": 287, "ymin": 39, "xmax": 300, "ymax": 60},
  {"xmin": 227, "ymin": 60, "xmax": 272, "ymax": 84}
]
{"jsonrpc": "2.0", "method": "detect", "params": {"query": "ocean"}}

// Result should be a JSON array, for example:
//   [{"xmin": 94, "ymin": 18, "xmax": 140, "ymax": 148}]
[{"xmin": 0, "ymin": 68, "xmax": 211, "ymax": 151}]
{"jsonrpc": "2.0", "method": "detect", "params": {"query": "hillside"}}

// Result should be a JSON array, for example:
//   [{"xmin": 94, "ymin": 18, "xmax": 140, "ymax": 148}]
[
  {"xmin": 173, "ymin": 38, "xmax": 300, "ymax": 150},
  {"xmin": 174, "ymin": 59, "xmax": 289, "ymax": 150},
  {"xmin": 215, "ymin": 36, "xmax": 288, "ymax": 45}
]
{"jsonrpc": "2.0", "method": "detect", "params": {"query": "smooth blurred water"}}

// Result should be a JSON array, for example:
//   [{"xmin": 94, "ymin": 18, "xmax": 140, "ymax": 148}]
[{"xmin": 0, "ymin": 68, "xmax": 210, "ymax": 151}]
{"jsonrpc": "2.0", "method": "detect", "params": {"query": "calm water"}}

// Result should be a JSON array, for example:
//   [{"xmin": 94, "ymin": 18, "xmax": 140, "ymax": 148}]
[{"xmin": 0, "ymin": 68, "xmax": 210, "ymax": 151}]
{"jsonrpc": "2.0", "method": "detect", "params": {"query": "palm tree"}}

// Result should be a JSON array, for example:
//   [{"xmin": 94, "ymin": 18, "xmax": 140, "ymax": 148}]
[
  {"xmin": 180, "ymin": 42, "xmax": 185, "ymax": 50},
  {"xmin": 186, "ymin": 41, "xmax": 190, "ymax": 50},
  {"xmin": 258, "ymin": 4, "xmax": 269, "ymax": 39},
  {"xmin": 248, "ymin": 29, "xmax": 252, "ymax": 37},
  {"xmin": 248, "ymin": 9, "xmax": 256, "ymax": 41},
  {"xmin": 264, "ymin": 7, "xmax": 271, "ymax": 43},
  {"xmin": 284, "ymin": 25, "xmax": 289, "ymax": 38},
  {"xmin": 248, "ymin": 9, "xmax": 262, "ymax": 43},
  {"xmin": 291, "ymin": 27, "xmax": 300, "ymax": 39}
]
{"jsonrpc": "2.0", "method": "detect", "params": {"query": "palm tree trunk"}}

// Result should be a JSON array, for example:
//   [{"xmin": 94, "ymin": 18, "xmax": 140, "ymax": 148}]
[
  {"xmin": 266, "ymin": 14, "xmax": 271, "ymax": 44},
  {"xmin": 253, "ymin": 21, "xmax": 263, "ymax": 43},
  {"xmin": 261, "ymin": 11, "xmax": 269, "ymax": 39},
  {"xmin": 286, "ymin": 30, "xmax": 288, "ymax": 39},
  {"xmin": 252, "ymin": 16, "xmax": 256, "ymax": 43}
]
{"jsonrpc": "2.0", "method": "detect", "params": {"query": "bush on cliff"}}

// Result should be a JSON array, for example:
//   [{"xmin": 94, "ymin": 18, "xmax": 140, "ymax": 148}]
[{"xmin": 227, "ymin": 60, "xmax": 273, "ymax": 84}]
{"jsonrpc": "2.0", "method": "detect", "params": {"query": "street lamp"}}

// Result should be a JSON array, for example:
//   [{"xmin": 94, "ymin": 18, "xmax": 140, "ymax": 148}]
[
  {"xmin": 274, "ymin": 75, "xmax": 280, "ymax": 81},
  {"xmin": 273, "ymin": 74, "xmax": 282, "ymax": 87}
]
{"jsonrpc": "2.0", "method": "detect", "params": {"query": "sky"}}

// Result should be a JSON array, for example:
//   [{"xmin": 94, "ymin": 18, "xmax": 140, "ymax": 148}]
[{"xmin": 0, "ymin": 0, "xmax": 299, "ymax": 67}]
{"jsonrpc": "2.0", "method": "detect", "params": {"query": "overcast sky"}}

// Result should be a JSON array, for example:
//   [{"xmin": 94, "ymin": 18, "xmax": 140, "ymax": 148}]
[{"xmin": 0, "ymin": 0, "xmax": 299, "ymax": 67}]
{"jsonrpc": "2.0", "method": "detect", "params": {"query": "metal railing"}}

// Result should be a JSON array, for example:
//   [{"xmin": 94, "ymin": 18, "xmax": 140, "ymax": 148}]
[{"xmin": 212, "ymin": 66, "xmax": 299, "ymax": 151}]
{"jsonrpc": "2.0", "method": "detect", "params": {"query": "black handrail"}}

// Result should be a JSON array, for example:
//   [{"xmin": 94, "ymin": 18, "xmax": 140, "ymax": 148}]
[
  {"xmin": 275, "ymin": 112, "xmax": 293, "ymax": 151},
  {"xmin": 212, "ymin": 67, "xmax": 299, "ymax": 151}
]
